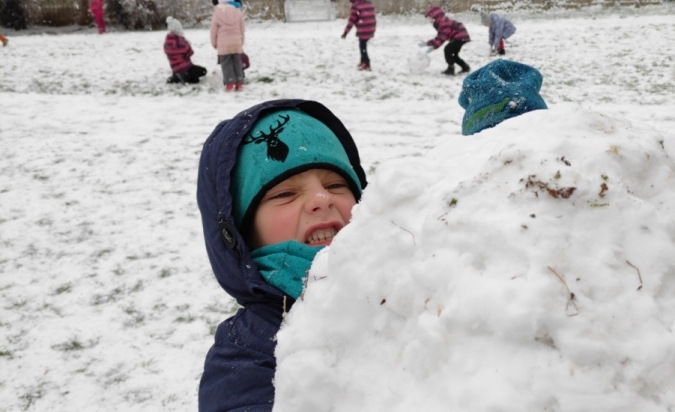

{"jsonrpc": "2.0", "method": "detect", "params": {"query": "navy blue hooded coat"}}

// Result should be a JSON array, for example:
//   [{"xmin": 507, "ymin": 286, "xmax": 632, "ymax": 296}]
[{"xmin": 197, "ymin": 99, "xmax": 368, "ymax": 412}]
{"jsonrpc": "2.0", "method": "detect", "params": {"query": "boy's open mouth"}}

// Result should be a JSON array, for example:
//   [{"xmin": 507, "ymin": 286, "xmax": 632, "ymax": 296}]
[{"xmin": 305, "ymin": 226, "xmax": 338, "ymax": 246}]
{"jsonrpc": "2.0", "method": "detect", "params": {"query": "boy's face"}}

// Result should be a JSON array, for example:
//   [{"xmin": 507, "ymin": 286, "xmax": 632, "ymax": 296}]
[{"xmin": 251, "ymin": 169, "xmax": 356, "ymax": 249}]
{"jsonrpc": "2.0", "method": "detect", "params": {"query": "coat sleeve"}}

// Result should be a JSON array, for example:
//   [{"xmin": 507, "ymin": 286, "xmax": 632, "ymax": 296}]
[
  {"xmin": 492, "ymin": 18, "xmax": 506, "ymax": 50},
  {"xmin": 210, "ymin": 12, "xmax": 219, "ymax": 49},
  {"xmin": 428, "ymin": 20, "xmax": 452, "ymax": 49},
  {"xmin": 240, "ymin": 14, "xmax": 245, "ymax": 46},
  {"xmin": 343, "ymin": 5, "xmax": 358, "ymax": 35},
  {"xmin": 198, "ymin": 309, "xmax": 279, "ymax": 412}
]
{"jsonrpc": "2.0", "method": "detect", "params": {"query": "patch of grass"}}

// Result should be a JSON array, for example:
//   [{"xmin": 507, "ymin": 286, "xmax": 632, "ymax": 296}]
[
  {"xmin": 123, "ymin": 306, "xmax": 146, "ymax": 327},
  {"xmin": 52, "ymin": 337, "xmax": 86, "ymax": 352},
  {"xmin": 95, "ymin": 248, "xmax": 112, "ymax": 258},
  {"xmin": 130, "ymin": 280, "xmax": 143, "ymax": 293},
  {"xmin": 0, "ymin": 349, "xmax": 13, "ymax": 358},
  {"xmin": 54, "ymin": 283, "xmax": 72, "ymax": 295},
  {"xmin": 91, "ymin": 286, "xmax": 124, "ymax": 305},
  {"xmin": 5, "ymin": 298, "xmax": 27, "ymax": 309},
  {"xmin": 19, "ymin": 382, "xmax": 46, "ymax": 411},
  {"xmin": 175, "ymin": 313, "xmax": 195, "ymax": 323},
  {"xmin": 256, "ymin": 76, "xmax": 275, "ymax": 84}
]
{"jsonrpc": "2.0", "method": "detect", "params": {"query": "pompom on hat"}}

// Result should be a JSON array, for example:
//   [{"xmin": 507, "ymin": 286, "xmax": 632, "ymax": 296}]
[
  {"xmin": 166, "ymin": 16, "xmax": 183, "ymax": 37},
  {"xmin": 459, "ymin": 59, "xmax": 548, "ymax": 136},
  {"xmin": 231, "ymin": 109, "xmax": 363, "ymax": 230}
]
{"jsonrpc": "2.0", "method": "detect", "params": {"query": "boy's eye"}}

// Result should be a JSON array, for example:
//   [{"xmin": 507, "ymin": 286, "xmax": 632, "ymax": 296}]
[
  {"xmin": 268, "ymin": 190, "xmax": 295, "ymax": 200},
  {"xmin": 326, "ymin": 182, "xmax": 348, "ymax": 191}
]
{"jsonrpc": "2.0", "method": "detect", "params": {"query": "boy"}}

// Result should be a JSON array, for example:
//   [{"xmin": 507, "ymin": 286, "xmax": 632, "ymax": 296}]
[
  {"xmin": 423, "ymin": 5, "xmax": 471, "ymax": 76},
  {"xmin": 197, "ymin": 99, "xmax": 368, "ymax": 411},
  {"xmin": 480, "ymin": 11, "xmax": 516, "ymax": 55}
]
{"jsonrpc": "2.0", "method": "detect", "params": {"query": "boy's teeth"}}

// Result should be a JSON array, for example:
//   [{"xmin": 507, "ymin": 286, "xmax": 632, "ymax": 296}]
[{"xmin": 307, "ymin": 227, "xmax": 336, "ymax": 244}]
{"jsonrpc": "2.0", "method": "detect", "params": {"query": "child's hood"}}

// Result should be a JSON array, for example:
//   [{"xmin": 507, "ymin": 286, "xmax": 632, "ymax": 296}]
[
  {"xmin": 197, "ymin": 99, "xmax": 367, "ymax": 307},
  {"xmin": 425, "ymin": 6, "xmax": 445, "ymax": 23},
  {"xmin": 214, "ymin": 3, "xmax": 242, "ymax": 25}
]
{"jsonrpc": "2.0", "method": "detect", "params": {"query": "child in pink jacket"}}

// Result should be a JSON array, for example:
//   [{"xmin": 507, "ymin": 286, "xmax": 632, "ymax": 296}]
[
  {"xmin": 341, "ymin": 0, "xmax": 376, "ymax": 71},
  {"xmin": 210, "ymin": 0, "xmax": 245, "ymax": 92},
  {"xmin": 89, "ymin": 0, "xmax": 106, "ymax": 34}
]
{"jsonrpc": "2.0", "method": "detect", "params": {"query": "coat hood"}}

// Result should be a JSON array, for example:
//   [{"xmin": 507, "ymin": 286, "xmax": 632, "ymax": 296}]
[
  {"xmin": 197, "ymin": 99, "xmax": 368, "ymax": 307},
  {"xmin": 425, "ymin": 6, "xmax": 445, "ymax": 21}
]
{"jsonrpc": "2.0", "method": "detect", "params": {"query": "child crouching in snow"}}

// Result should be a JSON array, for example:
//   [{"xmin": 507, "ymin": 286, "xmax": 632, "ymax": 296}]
[
  {"xmin": 164, "ymin": 17, "xmax": 207, "ymax": 84},
  {"xmin": 423, "ymin": 5, "xmax": 471, "ymax": 76},
  {"xmin": 480, "ymin": 11, "xmax": 516, "ymax": 55},
  {"xmin": 196, "ymin": 99, "xmax": 368, "ymax": 411}
]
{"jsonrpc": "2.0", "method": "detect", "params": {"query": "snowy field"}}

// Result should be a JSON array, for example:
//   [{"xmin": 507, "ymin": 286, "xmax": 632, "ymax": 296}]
[{"xmin": 1, "ymin": 4, "xmax": 675, "ymax": 411}]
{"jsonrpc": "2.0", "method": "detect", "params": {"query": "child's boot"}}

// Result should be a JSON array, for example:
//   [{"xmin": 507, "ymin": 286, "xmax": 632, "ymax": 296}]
[
  {"xmin": 225, "ymin": 83, "xmax": 235, "ymax": 92},
  {"xmin": 235, "ymin": 82, "xmax": 243, "ymax": 91},
  {"xmin": 498, "ymin": 39, "xmax": 506, "ymax": 55},
  {"xmin": 442, "ymin": 66, "xmax": 455, "ymax": 76},
  {"xmin": 359, "ymin": 63, "xmax": 371, "ymax": 71}
]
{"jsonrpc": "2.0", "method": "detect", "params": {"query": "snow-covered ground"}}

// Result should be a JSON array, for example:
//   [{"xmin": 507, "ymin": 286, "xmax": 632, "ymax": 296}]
[{"xmin": 1, "ymin": 4, "xmax": 674, "ymax": 411}]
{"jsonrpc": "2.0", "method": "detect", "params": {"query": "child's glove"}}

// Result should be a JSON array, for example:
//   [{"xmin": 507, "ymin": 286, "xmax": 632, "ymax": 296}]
[
  {"xmin": 341, "ymin": 33, "xmax": 347, "ymax": 39},
  {"xmin": 418, "ymin": 40, "xmax": 427, "ymax": 47}
]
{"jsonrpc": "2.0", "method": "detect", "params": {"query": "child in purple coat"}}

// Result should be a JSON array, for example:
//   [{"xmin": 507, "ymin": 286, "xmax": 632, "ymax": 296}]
[
  {"xmin": 341, "ymin": 0, "xmax": 376, "ymax": 71},
  {"xmin": 423, "ymin": 5, "xmax": 471, "ymax": 76},
  {"xmin": 480, "ymin": 11, "xmax": 516, "ymax": 55}
]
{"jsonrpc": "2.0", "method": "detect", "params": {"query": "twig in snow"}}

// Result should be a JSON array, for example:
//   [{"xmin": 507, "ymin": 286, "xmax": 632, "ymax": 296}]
[
  {"xmin": 391, "ymin": 221, "xmax": 416, "ymax": 246},
  {"xmin": 625, "ymin": 260, "xmax": 643, "ymax": 291},
  {"xmin": 547, "ymin": 266, "xmax": 578, "ymax": 316}
]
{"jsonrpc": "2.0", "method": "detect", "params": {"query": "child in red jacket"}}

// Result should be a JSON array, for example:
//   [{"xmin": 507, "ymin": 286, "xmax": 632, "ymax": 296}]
[
  {"xmin": 164, "ymin": 17, "xmax": 207, "ymax": 84},
  {"xmin": 341, "ymin": 0, "xmax": 376, "ymax": 71},
  {"xmin": 423, "ymin": 5, "xmax": 471, "ymax": 76}
]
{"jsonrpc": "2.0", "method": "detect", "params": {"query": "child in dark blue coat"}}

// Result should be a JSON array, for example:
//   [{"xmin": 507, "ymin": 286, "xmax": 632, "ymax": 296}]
[{"xmin": 197, "ymin": 99, "xmax": 368, "ymax": 411}]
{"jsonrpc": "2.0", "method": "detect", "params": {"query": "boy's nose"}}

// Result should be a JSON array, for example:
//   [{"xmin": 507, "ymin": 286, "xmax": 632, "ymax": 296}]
[{"xmin": 305, "ymin": 187, "xmax": 332, "ymax": 213}]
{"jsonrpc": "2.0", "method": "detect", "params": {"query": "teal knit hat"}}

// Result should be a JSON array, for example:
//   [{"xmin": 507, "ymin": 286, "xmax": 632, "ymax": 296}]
[
  {"xmin": 231, "ymin": 109, "xmax": 363, "ymax": 229},
  {"xmin": 459, "ymin": 60, "xmax": 547, "ymax": 136}
]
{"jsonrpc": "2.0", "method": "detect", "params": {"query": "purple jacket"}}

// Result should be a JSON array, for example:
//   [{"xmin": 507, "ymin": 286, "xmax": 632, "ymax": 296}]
[
  {"xmin": 424, "ymin": 6, "xmax": 471, "ymax": 49},
  {"xmin": 164, "ymin": 33, "xmax": 193, "ymax": 74},
  {"xmin": 488, "ymin": 13, "xmax": 516, "ymax": 51},
  {"xmin": 343, "ymin": 0, "xmax": 376, "ymax": 40}
]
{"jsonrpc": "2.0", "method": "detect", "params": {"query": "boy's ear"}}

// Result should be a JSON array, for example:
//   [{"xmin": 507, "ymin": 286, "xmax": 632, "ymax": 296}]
[{"xmin": 219, "ymin": 218, "xmax": 238, "ymax": 250}]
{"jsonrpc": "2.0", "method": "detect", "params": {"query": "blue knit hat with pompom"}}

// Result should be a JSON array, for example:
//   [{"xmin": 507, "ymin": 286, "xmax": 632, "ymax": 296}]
[{"xmin": 459, "ymin": 60, "xmax": 547, "ymax": 136}]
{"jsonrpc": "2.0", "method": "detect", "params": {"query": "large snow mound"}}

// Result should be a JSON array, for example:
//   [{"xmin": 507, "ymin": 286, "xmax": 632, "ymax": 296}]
[{"xmin": 274, "ymin": 104, "xmax": 675, "ymax": 412}]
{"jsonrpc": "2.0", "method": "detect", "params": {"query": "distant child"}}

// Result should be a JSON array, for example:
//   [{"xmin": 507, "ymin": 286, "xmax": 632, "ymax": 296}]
[
  {"xmin": 423, "ymin": 5, "xmax": 471, "ymax": 76},
  {"xmin": 459, "ymin": 59, "xmax": 547, "ymax": 135},
  {"xmin": 210, "ymin": 0, "xmax": 245, "ymax": 92},
  {"xmin": 197, "ymin": 99, "xmax": 368, "ymax": 411},
  {"xmin": 341, "ymin": 0, "xmax": 376, "ymax": 71},
  {"xmin": 480, "ymin": 11, "xmax": 516, "ymax": 55},
  {"xmin": 88, "ymin": 0, "xmax": 106, "ymax": 34},
  {"xmin": 164, "ymin": 17, "xmax": 207, "ymax": 84},
  {"xmin": 0, "ymin": 35, "xmax": 8, "ymax": 46}
]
